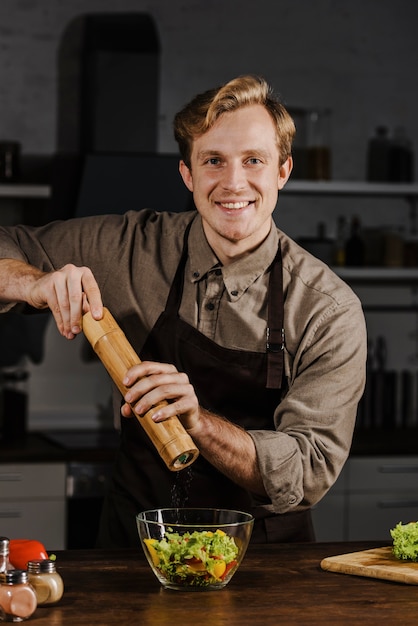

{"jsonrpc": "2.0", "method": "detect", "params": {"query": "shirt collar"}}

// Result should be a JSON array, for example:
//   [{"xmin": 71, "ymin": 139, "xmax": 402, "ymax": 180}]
[{"xmin": 188, "ymin": 215, "xmax": 279, "ymax": 300}]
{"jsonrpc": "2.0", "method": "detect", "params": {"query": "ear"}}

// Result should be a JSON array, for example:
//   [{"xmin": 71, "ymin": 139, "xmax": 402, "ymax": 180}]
[
  {"xmin": 278, "ymin": 156, "xmax": 293, "ymax": 190},
  {"xmin": 179, "ymin": 160, "xmax": 194, "ymax": 192}
]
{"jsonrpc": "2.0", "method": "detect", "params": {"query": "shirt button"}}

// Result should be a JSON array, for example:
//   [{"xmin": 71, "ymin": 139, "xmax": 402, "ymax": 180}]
[
  {"xmin": 193, "ymin": 271, "xmax": 200, "ymax": 278},
  {"xmin": 231, "ymin": 290, "xmax": 238, "ymax": 296},
  {"xmin": 288, "ymin": 495, "xmax": 297, "ymax": 505},
  {"xmin": 206, "ymin": 302, "xmax": 215, "ymax": 311}
]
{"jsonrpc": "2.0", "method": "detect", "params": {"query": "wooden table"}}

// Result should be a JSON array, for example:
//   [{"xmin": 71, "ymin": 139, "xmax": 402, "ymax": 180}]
[{"xmin": 27, "ymin": 542, "xmax": 418, "ymax": 625}]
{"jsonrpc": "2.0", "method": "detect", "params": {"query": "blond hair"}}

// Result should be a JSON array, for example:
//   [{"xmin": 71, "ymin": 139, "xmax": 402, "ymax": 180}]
[{"xmin": 174, "ymin": 75, "xmax": 295, "ymax": 168}]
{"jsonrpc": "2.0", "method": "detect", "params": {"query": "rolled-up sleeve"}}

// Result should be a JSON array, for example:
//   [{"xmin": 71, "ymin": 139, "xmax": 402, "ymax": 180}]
[{"xmin": 249, "ymin": 275, "xmax": 367, "ymax": 514}]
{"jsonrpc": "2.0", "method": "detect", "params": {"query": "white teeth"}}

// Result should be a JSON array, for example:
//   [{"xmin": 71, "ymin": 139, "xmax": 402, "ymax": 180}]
[{"xmin": 221, "ymin": 202, "xmax": 249, "ymax": 209}]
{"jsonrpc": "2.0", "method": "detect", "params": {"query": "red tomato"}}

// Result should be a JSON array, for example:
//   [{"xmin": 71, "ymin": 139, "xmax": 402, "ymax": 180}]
[{"xmin": 9, "ymin": 539, "xmax": 49, "ymax": 569}]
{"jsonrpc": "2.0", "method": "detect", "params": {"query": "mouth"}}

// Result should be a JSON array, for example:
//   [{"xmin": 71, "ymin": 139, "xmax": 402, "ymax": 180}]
[{"xmin": 216, "ymin": 200, "xmax": 254, "ymax": 210}]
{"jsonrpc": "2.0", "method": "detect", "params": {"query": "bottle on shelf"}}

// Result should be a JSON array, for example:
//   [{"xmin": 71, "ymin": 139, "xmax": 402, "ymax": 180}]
[
  {"xmin": 389, "ymin": 126, "xmax": 414, "ymax": 182},
  {"xmin": 366, "ymin": 126, "xmax": 391, "ymax": 182},
  {"xmin": 382, "ymin": 226, "xmax": 404, "ymax": 267},
  {"xmin": 333, "ymin": 215, "xmax": 347, "ymax": 266},
  {"xmin": 345, "ymin": 216, "xmax": 365, "ymax": 266},
  {"xmin": 306, "ymin": 108, "xmax": 332, "ymax": 181}
]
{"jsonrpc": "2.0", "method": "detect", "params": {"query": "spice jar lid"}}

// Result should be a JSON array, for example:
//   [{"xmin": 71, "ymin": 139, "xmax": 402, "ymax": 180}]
[
  {"xmin": 27, "ymin": 559, "xmax": 56, "ymax": 573},
  {"xmin": 0, "ymin": 536, "xmax": 10, "ymax": 554},
  {"xmin": 5, "ymin": 569, "xmax": 28, "ymax": 584}
]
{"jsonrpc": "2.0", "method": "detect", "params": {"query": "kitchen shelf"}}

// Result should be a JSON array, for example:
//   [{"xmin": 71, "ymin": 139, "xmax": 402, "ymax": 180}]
[
  {"xmin": 334, "ymin": 267, "xmax": 418, "ymax": 284},
  {"xmin": 284, "ymin": 180, "xmax": 418, "ymax": 198},
  {"xmin": 285, "ymin": 182, "xmax": 418, "ymax": 288},
  {"xmin": 0, "ymin": 183, "xmax": 51, "ymax": 199}
]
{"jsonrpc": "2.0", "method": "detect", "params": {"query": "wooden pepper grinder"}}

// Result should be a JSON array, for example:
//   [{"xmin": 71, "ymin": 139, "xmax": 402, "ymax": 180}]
[{"xmin": 82, "ymin": 308, "xmax": 199, "ymax": 471}]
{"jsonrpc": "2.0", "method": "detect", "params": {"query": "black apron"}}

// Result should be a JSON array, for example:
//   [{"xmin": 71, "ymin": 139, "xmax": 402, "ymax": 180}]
[{"xmin": 98, "ymin": 225, "xmax": 314, "ymax": 547}]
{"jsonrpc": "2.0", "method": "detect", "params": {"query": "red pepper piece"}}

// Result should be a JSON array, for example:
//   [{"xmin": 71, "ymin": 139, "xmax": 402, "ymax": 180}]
[{"xmin": 9, "ymin": 539, "xmax": 49, "ymax": 569}]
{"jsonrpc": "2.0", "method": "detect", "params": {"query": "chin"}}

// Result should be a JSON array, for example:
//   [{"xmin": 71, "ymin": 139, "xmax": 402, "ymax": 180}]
[{"xmin": 220, "ymin": 227, "xmax": 254, "ymax": 245}]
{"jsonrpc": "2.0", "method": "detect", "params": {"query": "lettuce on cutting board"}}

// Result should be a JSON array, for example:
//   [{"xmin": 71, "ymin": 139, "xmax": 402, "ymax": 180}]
[{"xmin": 391, "ymin": 522, "xmax": 418, "ymax": 561}]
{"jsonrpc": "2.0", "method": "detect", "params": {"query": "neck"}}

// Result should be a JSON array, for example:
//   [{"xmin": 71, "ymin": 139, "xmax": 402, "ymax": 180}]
[{"xmin": 203, "ymin": 224, "xmax": 273, "ymax": 266}]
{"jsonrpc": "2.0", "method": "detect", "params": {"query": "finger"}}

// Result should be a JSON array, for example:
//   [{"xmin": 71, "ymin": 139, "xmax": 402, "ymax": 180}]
[
  {"xmin": 150, "ymin": 397, "xmax": 191, "ymax": 422},
  {"xmin": 124, "ymin": 369, "xmax": 186, "ymax": 404},
  {"xmin": 56, "ymin": 264, "xmax": 103, "ymax": 336},
  {"xmin": 50, "ymin": 271, "xmax": 75, "ymax": 338},
  {"xmin": 123, "ymin": 361, "xmax": 178, "ymax": 387},
  {"xmin": 49, "ymin": 293, "xmax": 67, "ymax": 338},
  {"xmin": 129, "ymin": 380, "xmax": 193, "ymax": 416},
  {"xmin": 67, "ymin": 265, "xmax": 103, "ymax": 330},
  {"xmin": 121, "ymin": 402, "xmax": 135, "ymax": 418},
  {"xmin": 80, "ymin": 269, "xmax": 103, "ymax": 319},
  {"xmin": 66, "ymin": 271, "xmax": 86, "ymax": 334}
]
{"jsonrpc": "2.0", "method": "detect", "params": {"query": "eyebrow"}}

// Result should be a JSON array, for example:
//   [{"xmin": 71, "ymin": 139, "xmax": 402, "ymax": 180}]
[
  {"xmin": 196, "ymin": 150, "xmax": 222, "ymax": 160},
  {"xmin": 196, "ymin": 148, "xmax": 273, "ymax": 161}
]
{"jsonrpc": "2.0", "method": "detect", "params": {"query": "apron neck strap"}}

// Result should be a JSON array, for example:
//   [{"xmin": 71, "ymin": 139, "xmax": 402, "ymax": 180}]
[{"xmin": 266, "ymin": 242, "xmax": 285, "ymax": 389}]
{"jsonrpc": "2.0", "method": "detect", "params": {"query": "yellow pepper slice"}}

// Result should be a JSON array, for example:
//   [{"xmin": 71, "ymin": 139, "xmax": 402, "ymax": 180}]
[
  {"xmin": 143, "ymin": 538, "xmax": 160, "ymax": 567},
  {"xmin": 212, "ymin": 560, "xmax": 226, "ymax": 579}
]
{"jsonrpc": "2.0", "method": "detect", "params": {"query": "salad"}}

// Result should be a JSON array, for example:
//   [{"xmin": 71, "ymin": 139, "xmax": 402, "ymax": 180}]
[{"xmin": 144, "ymin": 528, "xmax": 239, "ymax": 587}]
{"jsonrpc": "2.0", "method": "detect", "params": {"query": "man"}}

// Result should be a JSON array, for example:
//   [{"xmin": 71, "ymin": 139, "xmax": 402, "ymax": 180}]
[{"xmin": 0, "ymin": 75, "xmax": 366, "ymax": 546}]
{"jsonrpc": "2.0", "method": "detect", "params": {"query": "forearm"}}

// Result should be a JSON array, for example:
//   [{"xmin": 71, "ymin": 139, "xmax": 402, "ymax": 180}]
[
  {"xmin": 0, "ymin": 258, "xmax": 45, "ymax": 305},
  {"xmin": 187, "ymin": 408, "xmax": 267, "ymax": 496}
]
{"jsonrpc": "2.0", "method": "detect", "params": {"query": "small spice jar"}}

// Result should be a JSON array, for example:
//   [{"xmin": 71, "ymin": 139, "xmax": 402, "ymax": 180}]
[
  {"xmin": 27, "ymin": 559, "xmax": 64, "ymax": 606},
  {"xmin": 0, "ymin": 537, "xmax": 13, "ymax": 581},
  {"xmin": 0, "ymin": 569, "xmax": 37, "ymax": 622}
]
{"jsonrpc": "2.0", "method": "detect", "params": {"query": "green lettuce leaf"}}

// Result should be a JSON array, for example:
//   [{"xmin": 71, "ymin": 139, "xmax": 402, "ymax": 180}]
[{"xmin": 390, "ymin": 521, "xmax": 418, "ymax": 561}]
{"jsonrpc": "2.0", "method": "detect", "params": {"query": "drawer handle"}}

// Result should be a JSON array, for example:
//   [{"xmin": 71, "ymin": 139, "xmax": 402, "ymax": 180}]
[
  {"xmin": 0, "ymin": 511, "xmax": 22, "ymax": 518},
  {"xmin": 378, "ymin": 465, "xmax": 418, "ymax": 474},
  {"xmin": 0, "ymin": 473, "xmax": 23, "ymax": 482},
  {"xmin": 378, "ymin": 500, "xmax": 418, "ymax": 508}
]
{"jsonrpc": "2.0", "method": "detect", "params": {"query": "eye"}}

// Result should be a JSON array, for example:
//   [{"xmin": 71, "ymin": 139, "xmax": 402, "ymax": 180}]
[
  {"xmin": 206, "ymin": 157, "xmax": 221, "ymax": 165},
  {"xmin": 246, "ymin": 157, "xmax": 262, "ymax": 165}
]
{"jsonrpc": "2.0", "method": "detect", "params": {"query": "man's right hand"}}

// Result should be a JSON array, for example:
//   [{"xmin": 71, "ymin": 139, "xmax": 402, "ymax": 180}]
[{"xmin": 0, "ymin": 259, "xmax": 103, "ymax": 339}]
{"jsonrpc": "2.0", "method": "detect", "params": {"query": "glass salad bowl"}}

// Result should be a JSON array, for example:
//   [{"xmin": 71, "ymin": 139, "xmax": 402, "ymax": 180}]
[{"xmin": 137, "ymin": 508, "xmax": 254, "ymax": 591}]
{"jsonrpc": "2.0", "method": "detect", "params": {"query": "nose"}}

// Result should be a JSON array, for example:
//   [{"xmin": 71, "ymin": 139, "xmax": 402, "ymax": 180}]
[{"xmin": 221, "ymin": 162, "xmax": 247, "ymax": 192}]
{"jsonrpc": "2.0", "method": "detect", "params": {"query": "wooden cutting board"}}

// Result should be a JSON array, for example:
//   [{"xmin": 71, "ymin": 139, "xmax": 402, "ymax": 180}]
[{"xmin": 320, "ymin": 546, "xmax": 418, "ymax": 584}]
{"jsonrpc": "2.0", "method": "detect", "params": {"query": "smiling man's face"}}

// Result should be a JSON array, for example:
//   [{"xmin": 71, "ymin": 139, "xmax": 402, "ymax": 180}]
[{"xmin": 179, "ymin": 104, "xmax": 292, "ymax": 264}]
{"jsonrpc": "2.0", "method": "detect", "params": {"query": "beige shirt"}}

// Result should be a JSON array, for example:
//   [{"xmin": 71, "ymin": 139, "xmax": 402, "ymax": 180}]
[{"xmin": 0, "ymin": 210, "xmax": 367, "ymax": 514}]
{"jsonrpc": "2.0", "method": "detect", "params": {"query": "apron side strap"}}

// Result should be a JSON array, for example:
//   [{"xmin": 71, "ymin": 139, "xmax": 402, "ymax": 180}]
[{"xmin": 266, "ymin": 327, "xmax": 285, "ymax": 389}]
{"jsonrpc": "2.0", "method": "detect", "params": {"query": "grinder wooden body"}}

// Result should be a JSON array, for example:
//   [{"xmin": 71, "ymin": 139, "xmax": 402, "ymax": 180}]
[{"xmin": 82, "ymin": 308, "xmax": 199, "ymax": 471}]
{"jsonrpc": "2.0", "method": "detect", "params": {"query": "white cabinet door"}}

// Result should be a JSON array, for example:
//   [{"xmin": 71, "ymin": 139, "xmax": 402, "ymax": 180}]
[
  {"xmin": 0, "ymin": 500, "xmax": 65, "ymax": 550},
  {"xmin": 0, "ymin": 463, "xmax": 66, "ymax": 498},
  {"xmin": 0, "ymin": 463, "xmax": 66, "ymax": 550}
]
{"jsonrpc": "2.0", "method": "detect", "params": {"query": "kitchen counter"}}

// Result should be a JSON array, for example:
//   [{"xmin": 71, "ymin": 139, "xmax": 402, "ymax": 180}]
[{"xmin": 24, "ymin": 541, "xmax": 418, "ymax": 625}]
